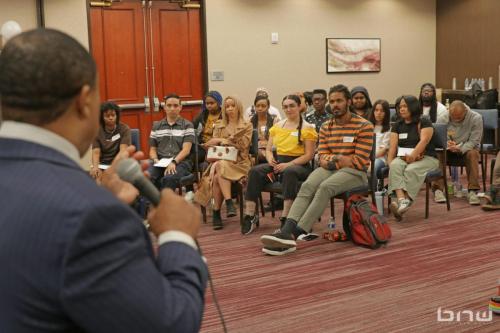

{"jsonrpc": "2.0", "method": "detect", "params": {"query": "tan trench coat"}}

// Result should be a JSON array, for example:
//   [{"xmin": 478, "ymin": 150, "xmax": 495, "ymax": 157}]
[{"xmin": 194, "ymin": 120, "xmax": 252, "ymax": 206}]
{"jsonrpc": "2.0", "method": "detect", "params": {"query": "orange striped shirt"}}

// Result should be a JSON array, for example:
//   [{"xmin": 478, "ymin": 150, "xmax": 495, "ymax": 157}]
[{"xmin": 318, "ymin": 113, "xmax": 374, "ymax": 171}]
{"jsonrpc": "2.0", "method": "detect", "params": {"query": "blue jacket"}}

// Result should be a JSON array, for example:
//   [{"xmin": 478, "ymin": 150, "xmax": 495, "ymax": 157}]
[{"xmin": 0, "ymin": 138, "xmax": 207, "ymax": 332}]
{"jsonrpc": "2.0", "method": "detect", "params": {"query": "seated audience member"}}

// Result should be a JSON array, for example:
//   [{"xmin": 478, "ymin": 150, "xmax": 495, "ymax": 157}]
[
  {"xmin": 194, "ymin": 96, "xmax": 252, "ymax": 230},
  {"xmin": 293, "ymin": 91, "xmax": 308, "ymax": 116},
  {"xmin": 482, "ymin": 152, "xmax": 500, "ymax": 210},
  {"xmin": 90, "ymin": 102, "xmax": 131, "ymax": 180},
  {"xmin": 419, "ymin": 82, "xmax": 448, "ymax": 123},
  {"xmin": 250, "ymin": 95, "xmax": 278, "ymax": 163},
  {"xmin": 387, "ymin": 95, "xmax": 439, "ymax": 221},
  {"xmin": 368, "ymin": 99, "xmax": 392, "ymax": 182},
  {"xmin": 242, "ymin": 94, "xmax": 317, "ymax": 235},
  {"xmin": 350, "ymin": 86, "xmax": 373, "ymax": 119},
  {"xmin": 260, "ymin": 85, "xmax": 374, "ymax": 255},
  {"xmin": 149, "ymin": 94, "xmax": 195, "ymax": 191},
  {"xmin": 245, "ymin": 87, "xmax": 282, "ymax": 120},
  {"xmin": 432, "ymin": 101, "xmax": 483, "ymax": 204},
  {"xmin": 303, "ymin": 91, "xmax": 315, "ymax": 116},
  {"xmin": 193, "ymin": 90, "xmax": 223, "ymax": 160},
  {"xmin": 305, "ymin": 88, "xmax": 332, "ymax": 133}
]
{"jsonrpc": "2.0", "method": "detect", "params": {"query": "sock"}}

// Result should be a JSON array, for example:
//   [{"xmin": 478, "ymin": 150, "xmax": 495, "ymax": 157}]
[
  {"xmin": 213, "ymin": 209, "xmax": 221, "ymax": 218},
  {"xmin": 245, "ymin": 201, "xmax": 256, "ymax": 216},
  {"xmin": 281, "ymin": 219, "xmax": 305, "ymax": 239},
  {"xmin": 225, "ymin": 199, "xmax": 234, "ymax": 208}
]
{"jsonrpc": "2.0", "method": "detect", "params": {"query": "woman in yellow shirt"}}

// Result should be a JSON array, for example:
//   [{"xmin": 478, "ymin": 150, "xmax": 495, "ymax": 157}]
[{"xmin": 241, "ymin": 94, "xmax": 317, "ymax": 235}]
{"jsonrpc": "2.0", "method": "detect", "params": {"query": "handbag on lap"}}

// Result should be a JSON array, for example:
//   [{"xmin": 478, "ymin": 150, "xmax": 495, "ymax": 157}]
[{"xmin": 206, "ymin": 146, "xmax": 238, "ymax": 163}]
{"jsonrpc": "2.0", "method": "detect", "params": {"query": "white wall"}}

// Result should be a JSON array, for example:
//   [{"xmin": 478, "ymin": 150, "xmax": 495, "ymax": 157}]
[
  {"xmin": 205, "ymin": 0, "xmax": 436, "ymax": 108},
  {"xmin": 44, "ymin": 0, "xmax": 89, "ymax": 49}
]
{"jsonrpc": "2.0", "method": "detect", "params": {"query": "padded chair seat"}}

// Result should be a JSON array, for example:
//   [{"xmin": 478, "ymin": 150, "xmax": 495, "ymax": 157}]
[
  {"xmin": 425, "ymin": 169, "xmax": 442, "ymax": 181},
  {"xmin": 262, "ymin": 181, "xmax": 284, "ymax": 192},
  {"xmin": 179, "ymin": 174, "xmax": 196, "ymax": 186},
  {"xmin": 377, "ymin": 166, "xmax": 390, "ymax": 179}
]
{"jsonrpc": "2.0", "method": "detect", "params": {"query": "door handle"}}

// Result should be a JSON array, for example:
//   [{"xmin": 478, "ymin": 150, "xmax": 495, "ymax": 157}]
[{"xmin": 153, "ymin": 96, "xmax": 160, "ymax": 112}]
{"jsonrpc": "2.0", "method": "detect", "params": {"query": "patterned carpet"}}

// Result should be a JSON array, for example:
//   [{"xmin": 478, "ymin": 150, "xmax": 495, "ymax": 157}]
[{"xmin": 197, "ymin": 189, "xmax": 500, "ymax": 333}]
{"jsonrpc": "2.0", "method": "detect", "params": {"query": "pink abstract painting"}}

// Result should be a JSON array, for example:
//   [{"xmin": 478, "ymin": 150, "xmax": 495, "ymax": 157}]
[{"xmin": 326, "ymin": 38, "xmax": 381, "ymax": 73}]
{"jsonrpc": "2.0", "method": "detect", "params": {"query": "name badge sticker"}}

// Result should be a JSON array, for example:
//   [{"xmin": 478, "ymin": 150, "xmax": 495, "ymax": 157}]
[
  {"xmin": 291, "ymin": 131, "xmax": 299, "ymax": 137},
  {"xmin": 111, "ymin": 133, "xmax": 121, "ymax": 142},
  {"xmin": 343, "ymin": 136, "xmax": 354, "ymax": 143},
  {"xmin": 399, "ymin": 133, "xmax": 408, "ymax": 139}
]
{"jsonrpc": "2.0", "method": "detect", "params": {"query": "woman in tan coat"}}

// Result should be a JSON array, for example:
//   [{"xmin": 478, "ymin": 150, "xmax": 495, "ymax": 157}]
[{"xmin": 194, "ymin": 95, "xmax": 252, "ymax": 230}]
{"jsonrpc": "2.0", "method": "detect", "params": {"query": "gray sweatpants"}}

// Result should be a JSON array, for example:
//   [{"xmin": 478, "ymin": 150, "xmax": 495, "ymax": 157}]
[
  {"xmin": 287, "ymin": 167, "xmax": 367, "ymax": 232},
  {"xmin": 388, "ymin": 156, "xmax": 439, "ymax": 201}
]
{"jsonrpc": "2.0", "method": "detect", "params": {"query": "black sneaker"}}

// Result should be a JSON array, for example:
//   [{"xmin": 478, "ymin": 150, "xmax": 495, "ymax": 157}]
[
  {"xmin": 279, "ymin": 217, "xmax": 286, "ymax": 229},
  {"xmin": 260, "ymin": 230, "xmax": 296, "ymax": 248},
  {"xmin": 226, "ymin": 200, "xmax": 237, "ymax": 218},
  {"xmin": 262, "ymin": 246, "xmax": 296, "ymax": 256},
  {"xmin": 241, "ymin": 215, "xmax": 259, "ymax": 235},
  {"xmin": 213, "ymin": 210, "xmax": 223, "ymax": 230}
]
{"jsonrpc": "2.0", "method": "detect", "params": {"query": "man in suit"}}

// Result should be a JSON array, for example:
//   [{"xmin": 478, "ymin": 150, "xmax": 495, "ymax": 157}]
[{"xmin": 0, "ymin": 28, "xmax": 207, "ymax": 332}]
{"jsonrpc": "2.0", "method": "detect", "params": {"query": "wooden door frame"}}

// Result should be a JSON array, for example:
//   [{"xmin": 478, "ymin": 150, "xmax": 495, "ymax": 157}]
[{"xmin": 85, "ymin": 0, "xmax": 208, "ymax": 95}]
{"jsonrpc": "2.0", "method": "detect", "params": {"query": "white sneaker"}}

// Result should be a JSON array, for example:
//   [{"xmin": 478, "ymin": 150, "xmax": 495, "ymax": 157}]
[
  {"xmin": 468, "ymin": 191, "xmax": 481, "ymax": 205},
  {"xmin": 434, "ymin": 189, "xmax": 447, "ymax": 203},
  {"xmin": 397, "ymin": 199, "xmax": 412, "ymax": 215},
  {"xmin": 390, "ymin": 200, "xmax": 402, "ymax": 221},
  {"xmin": 262, "ymin": 247, "xmax": 296, "ymax": 256}
]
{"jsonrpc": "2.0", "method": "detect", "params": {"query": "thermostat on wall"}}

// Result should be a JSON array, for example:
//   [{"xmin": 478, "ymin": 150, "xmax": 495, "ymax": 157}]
[{"xmin": 211, "ymin": 71, "xmax": 224, "ymax": 81}]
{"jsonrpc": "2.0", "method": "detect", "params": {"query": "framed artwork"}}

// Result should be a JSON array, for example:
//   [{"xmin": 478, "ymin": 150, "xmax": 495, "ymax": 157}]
[{"xmin": 326, "ymin": 38, "xmax": 381, "ymax": 73}]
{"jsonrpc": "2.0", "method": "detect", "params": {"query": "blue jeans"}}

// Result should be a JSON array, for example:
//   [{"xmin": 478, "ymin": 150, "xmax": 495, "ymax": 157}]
[
  {"xmin": 149, "ymin": 161, "xmax": 193, "ymax": 190},
  {"xmin": 374, "ymin": 158, "xmax": 387, "ymax": 189}
]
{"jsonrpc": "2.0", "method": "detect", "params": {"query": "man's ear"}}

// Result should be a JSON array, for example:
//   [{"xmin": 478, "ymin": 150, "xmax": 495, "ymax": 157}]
[{"xmin": 75, "ymin": 84, "xmax": 92, "ymax": 119}]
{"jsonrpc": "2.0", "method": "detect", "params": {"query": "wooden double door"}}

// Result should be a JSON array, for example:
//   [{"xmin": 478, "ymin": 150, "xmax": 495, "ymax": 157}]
[{"xmin": 89, "ymin": 0, "xmax": 204, "ymax": 151}]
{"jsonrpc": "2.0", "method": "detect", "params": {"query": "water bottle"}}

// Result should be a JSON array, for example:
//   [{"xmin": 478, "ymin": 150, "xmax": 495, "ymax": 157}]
[
  {"xmin": 375, "ymin": 191, "xmax": 384, "ymax": 215},
  {"xmin": 327, "ymin": 216, "xmax": 336, "ymax": 229}
]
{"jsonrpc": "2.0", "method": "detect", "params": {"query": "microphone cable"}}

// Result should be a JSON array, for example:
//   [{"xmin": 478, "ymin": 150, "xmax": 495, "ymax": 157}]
[{"xmin": 195, "ymin": 240, "xmax": 227, "ymax": 333}]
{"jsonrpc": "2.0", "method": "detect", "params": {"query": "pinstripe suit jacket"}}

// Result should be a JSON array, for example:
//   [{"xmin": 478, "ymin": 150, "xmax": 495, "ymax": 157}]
[{"xmin": 0, "ymin": 138, "xmax": 207, "ymax": 333}]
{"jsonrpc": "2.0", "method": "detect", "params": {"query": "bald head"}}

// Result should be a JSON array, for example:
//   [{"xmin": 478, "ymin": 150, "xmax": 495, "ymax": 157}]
[{"xmin": 449, "ymin": 100, "xmax": 467, "ymax": 122}]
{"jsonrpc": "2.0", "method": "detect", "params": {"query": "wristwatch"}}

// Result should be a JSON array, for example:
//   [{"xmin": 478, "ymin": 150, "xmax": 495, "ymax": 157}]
[{"xmin": 171, "ymin": 159, "xmax": 177, "ymax": 165}]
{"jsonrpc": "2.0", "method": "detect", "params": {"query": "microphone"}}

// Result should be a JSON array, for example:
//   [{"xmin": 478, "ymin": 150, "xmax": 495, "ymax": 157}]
[{"xmin": 116, "ymin": 158, "xmax": 160, "ymax": 206}]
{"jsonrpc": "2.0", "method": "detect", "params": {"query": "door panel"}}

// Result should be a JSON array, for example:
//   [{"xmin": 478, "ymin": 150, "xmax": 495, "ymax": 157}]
[
  {"xmin": 89, "ymin": 0, "xmax": 204, "ymax": 151},
  {"xmin": 151, "ymin": 1, "xmax": 203, "ymax": 121}
]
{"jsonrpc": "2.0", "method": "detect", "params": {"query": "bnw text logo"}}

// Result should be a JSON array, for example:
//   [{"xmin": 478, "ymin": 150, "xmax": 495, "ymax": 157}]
[{"xmin": 437, "ymin": 307, "xmax": 492, "ymax": 322}]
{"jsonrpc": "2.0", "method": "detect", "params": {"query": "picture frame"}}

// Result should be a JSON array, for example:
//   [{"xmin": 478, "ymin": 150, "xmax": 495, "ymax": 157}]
[{"xmin": 326, "ymin": 38, "xmax": 381, "ymax": 73}]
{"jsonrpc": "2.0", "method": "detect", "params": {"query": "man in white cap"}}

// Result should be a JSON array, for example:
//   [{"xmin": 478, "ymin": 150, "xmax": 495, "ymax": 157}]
[{"xmin": 244, "ymin": 87, "xmax": 283, "ymax": 120}]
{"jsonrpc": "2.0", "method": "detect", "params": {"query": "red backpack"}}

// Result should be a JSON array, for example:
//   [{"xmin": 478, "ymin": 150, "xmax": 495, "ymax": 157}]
[{"xmin": 342, "ymin": 194, "xmax": 392, "ymax": 249}]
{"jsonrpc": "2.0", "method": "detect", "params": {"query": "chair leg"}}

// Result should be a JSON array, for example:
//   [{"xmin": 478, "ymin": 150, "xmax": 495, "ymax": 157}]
[
  {"xmin": 483, "ymin": 154, "xmax": 488, "ymax": 191},
  {"xmin": 425, "ymin": 181, "xmax": 430, "ymax": 219},
  {"xmin": 201, "ymin": 206, "xmax": 207, "ymax": 224},
  {"xmin": 239, "ymin": 186, "xmax": 244, "ymax": 225},
  {"xmin": 491, "ymin": 159, "xmax": 495, "ymax": 186},
  {"xmin": 330, "ymin": 198, "xmax": 335, "ymax": 219},
  {"xmin": 259, "ymin": 193, "xmax": 265, "ymax": 217},
  {"xmin": 443, "ymin": 176, "xmax": 451, "ymax": 212},
  {"xmin": 270, "ymin": 192, "xmax": 275, "ymax": 218}
]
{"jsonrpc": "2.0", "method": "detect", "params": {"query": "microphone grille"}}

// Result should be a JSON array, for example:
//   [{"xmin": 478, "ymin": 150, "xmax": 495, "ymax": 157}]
[{"xmin": 116, "ymin": 158, "xmax": 142, "ymax": 183}]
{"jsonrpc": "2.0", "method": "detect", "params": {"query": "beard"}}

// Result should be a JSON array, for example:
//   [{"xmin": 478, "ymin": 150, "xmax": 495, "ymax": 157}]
[
  {"xmin": 332, "ymin": 107, "xmax": 347, "ymax": 118},
  {"xmin": 421, "ymin": 95, "xmax": 433, "ymax": 104}
]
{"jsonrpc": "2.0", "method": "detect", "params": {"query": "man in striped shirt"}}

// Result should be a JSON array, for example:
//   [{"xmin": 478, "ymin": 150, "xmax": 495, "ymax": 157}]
[
  {"xmin": 261, "ymin": 84, "xmax": 374, "ymax": 256},
  {"xmin": 149, "ymin": 94, "xmax": 195, "ymax": 190}
]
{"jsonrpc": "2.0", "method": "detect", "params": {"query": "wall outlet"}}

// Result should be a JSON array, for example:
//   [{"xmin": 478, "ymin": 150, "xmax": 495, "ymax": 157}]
[{"xmin": 211, "ymin": 71, "xmax": 224, "ymax": 81}]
